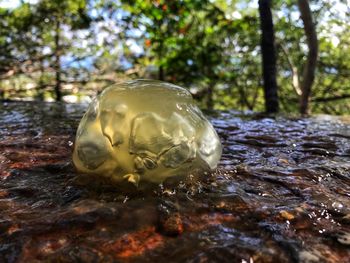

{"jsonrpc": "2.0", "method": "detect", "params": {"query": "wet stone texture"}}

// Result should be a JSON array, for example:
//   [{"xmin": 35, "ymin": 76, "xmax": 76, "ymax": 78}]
[{"xmin": 1, "ymin": 102, "xmax": 350, "ymax": 263}]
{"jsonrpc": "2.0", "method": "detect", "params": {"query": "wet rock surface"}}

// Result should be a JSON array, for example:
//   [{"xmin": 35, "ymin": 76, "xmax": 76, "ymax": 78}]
[{"xmin": 1, "ymin": 102, "xmax": 350, "ymax": 262}]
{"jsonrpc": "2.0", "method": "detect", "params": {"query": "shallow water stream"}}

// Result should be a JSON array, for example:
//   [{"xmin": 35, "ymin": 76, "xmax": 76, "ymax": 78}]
[{"xmin": 1, "ymin": 102, "xmax": 350, "ymax": 262}]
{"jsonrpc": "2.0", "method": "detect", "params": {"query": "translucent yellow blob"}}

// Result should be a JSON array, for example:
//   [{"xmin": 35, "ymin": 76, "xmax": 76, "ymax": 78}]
[{"xmin": 72, "ymin": 80, "xmax": 222, "ymax": 186}]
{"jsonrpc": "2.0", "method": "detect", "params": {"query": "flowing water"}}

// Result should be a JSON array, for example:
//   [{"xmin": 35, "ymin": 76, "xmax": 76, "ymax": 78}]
[{"xmin": 1, "ymin": 102, "xmax": 350, "ymax": 263}]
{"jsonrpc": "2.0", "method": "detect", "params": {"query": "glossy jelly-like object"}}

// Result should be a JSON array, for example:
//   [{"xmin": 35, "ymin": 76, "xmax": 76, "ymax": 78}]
[{"xmin": 72, "ymin": 79, "xmax": 222, "ymax": 186}]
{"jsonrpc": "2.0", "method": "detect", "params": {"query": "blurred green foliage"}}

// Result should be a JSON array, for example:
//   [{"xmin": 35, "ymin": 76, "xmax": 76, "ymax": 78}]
[{"xmin": 0, "ymin": 0, "xmax": 349, "ymax": 114}]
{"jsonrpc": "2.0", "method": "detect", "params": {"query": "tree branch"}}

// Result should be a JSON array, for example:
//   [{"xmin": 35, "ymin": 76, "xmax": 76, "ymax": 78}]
[
  {"xmin": 312, "ymin": 94, "xmax": 350, "ymax": 102},
  {"xmin": 278, "ymin": 42, "xmax": 302, "ymax": 96}
]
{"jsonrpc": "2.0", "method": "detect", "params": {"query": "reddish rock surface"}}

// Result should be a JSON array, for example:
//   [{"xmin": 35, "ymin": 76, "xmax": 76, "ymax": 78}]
[{"xmin": 1, "ymin": 102, "xmax": 350, "ymax": 262}]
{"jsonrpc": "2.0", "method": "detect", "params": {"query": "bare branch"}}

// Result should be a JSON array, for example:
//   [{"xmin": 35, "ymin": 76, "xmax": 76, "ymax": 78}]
[
  {"xmin": 278, "ymin": 42, "xmax": 302, "ymax": 96},
  {"xmin": 312, "ymin": 94, "xmax": 350, "ymax": 102}
]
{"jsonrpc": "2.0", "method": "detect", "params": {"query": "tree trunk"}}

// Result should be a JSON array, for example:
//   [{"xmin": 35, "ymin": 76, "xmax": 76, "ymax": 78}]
[
  {"xmin": 158, "ymin": 65, "xmax": 164, "ymax": 81},
  {"xmin": 37, "ymin": 56, "xmax": 45, "ymax": 101},
  {"xmin": 0, "ymin": 83, "xmax": 4, "ymax": 100},
  {"xmin": 54, "ymin": 19, "xmax": 62, "ymax": 102},
  {"xmin": 258, "ymin": 0, "xmax": 279, "ymax": 113},
  {"xmin": 206, "ymin": 84, "xmax": 214, "ymax": 110},
  {"xmin": 297, "ymin": 0, "xmax": 318, "ymax": 115}
]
